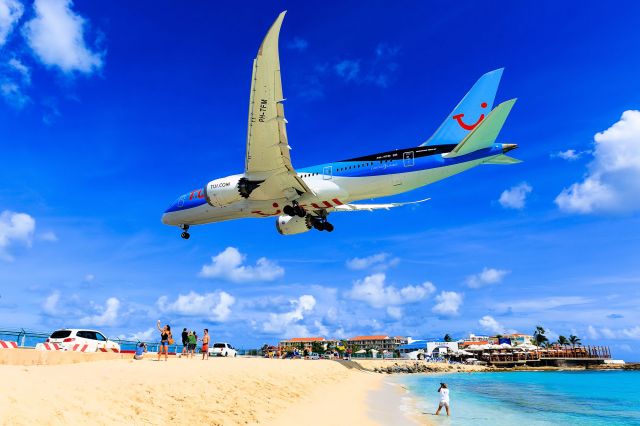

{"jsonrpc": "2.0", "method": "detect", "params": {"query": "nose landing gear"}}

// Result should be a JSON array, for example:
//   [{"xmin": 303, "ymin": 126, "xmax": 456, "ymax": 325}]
[{"xmin": 179, "ymin": 224, "xmax": 190, "ymax": 239}]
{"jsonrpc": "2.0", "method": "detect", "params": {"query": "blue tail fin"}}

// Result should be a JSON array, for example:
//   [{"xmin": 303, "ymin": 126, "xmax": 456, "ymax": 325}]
[{"xmin": 421, "ymin": 68, "xmax": 504, "ymax": 146}]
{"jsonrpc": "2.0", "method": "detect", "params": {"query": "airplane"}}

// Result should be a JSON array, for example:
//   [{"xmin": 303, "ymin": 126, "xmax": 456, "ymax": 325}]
[{"xmin": 161, "ymin": 11, "xmax": 519, "ymax": 239}]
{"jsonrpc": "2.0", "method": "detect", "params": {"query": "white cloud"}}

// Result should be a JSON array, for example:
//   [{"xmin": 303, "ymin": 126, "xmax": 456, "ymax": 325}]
[
  {"xmin": 287, "ymin": 37, "xmax": 308, "ymax": 51},
  {"xmin": 334, "ymin": 60, "xmax": 360, "ymax": 81},
  {"xmin": 157, "ymin": 290, "xmax": 235, "ymax": 322},
  {"xmin": 432, "ymin": 291, "xmax": 463, "ymax": 317},
  {"xmin": 499, "ymin": 182, "xmax": 532, "ymax": 209},
  {"xmin": 479, "ymin": 315, "xmax": 505, "ymax": 334},
  {"xmin": 466, "ymin": 267, "xmax": 510, "ymax": 288},
  {"xmin": 0, "ymin": 0, "xmax": 23, "ymax": 46},
  {"xmin": 0, "ymin": 80, "xmax": 29, "ymax": 108},
  {"xmin": 8, "ymin": 58, "xmax": 30, "ymax": 84},
  {"xmin": 83, "ymin": 274, "xmax": 95, "ymax": 283},
  {"xmin": 496, "ymin": 296, "xmax": 591, "ymax": 313},
  {"xmin": 556, "ymin": 110, "xmax": 640, "ymax": 213},
  {"xmin": 314, "ymin": 320, "xmax": 329, "ymax": 336},
  {"xmin": 386, "ymin": 306, "xmax": 403, "ymax": 320},
  {"xmin": 263, "ymin": 295, "xmax": 316, "ymax": 336},
  {"xmin": 587, "ymin": 325, "xmax": 640, "ymax": 340},
  {"xmin": 346, "ymin": 252, "xmax": 399, "ymax": 271},
  {"xmin": 79, "ymin": 297, "xmax": 120, "ymax": 327},
  {"xmin": 39, "ymin": 231, "xmax": 57, "ymax": 242},
  {"xmin": 199, "ymin": 247, "xmax": 284, "ymax": 283},
  {"xmin": 42, "ymin": 291, "xmax": 60, "ymax": 315},
  {"xmin": 0, "ymin": 210, "xmax": 36, "ymax": 261},
  {"xmin": 125, "ymin": 328, "xmax": 155, "ymax": 342},
  {"xmin": 22, "ymin": 0, "xmax": 103, "ymax": 74},
  {"xmin": 347, "ymin": 273, "xmax": 435, "ymax": 308},
  {"xmin": 554, "ymin": 149, "xmax": 587, "ymax": 161}
]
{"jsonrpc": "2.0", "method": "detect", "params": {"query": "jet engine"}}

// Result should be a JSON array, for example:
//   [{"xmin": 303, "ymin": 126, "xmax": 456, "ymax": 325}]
[
  {"xmin": 275, "ymin": 215, "xmax": 313, "ymax": 235},
  {"xmin": 204, "ymin": 175, "xmax": 263, "ymax": 207}
]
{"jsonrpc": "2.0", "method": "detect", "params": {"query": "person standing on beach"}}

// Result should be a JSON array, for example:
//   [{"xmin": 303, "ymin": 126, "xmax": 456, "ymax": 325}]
[
  {"xmin": 181, "ymin": 328, "xmax": 188, "ymax": 356},
  {"xmin": 435, "ymin": 383, "xmax": 450, "ymax": 416},
  {"xmin": 188, "ymin": 331, "xmax": 197, "ymax": 358},
  {"xmin": 156, "ymin": 320, "xmax": 172, "ymax": 361},
  {"xmin": 201, "ymin": 329, "xmax": 210, "ymax": 360}
]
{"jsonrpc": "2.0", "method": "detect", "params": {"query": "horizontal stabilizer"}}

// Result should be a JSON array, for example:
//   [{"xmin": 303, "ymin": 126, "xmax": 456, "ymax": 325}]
[
  {"xmin": 330, "ymin": 198, "xmax": 430, "ymax": 212},
  {"xmin": 444, "ymin": 98, "xmax": 516, "ymax": 158},
  {"xmin": 483, "ymin": 154, "xmax": 522, "ymax": 165}
]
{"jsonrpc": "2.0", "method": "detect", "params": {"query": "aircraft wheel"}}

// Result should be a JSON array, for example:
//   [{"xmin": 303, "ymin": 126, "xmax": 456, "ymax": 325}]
[
  {"xmin": 324, "ymin": 223, "xmax": 334, "ymax": 232},
  {"xmin": 283, "ymin": 205, "xmax": 295, "ymax": 216},
  {"xmin": 181, "ymin": 232, "xmax": 190, "ymax": 240},
  {"xmin": 313, "ymin": 221, "xmax": 323, "ymax": 231},
  {"xmin": 295, "ymin": 206, "xmax": 306, "ymax": 218}
]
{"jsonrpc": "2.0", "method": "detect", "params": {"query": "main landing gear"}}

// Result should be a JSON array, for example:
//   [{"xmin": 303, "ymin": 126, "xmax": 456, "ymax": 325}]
[
  {"xmin": 284, "ymin": 201, "xmax": 334, "ymax": 232},
  {"xmin": 283, "ymin": 202, "xmax": 306, "ymax": 218},
  {"xmin": 311, "ymin": 217, "xmax": 334, "ymax": 232},
  {"xmin": 179, "ymin": 224, "xmax": 190, "ymax": 240}
]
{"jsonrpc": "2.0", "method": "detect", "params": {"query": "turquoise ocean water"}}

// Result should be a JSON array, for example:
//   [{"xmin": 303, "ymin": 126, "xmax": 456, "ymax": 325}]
[{"xmin": 400, "ymin": 371, "xmax": 640, "ymax": 425}]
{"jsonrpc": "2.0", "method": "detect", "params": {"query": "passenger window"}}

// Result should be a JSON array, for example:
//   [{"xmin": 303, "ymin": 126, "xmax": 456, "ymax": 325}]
[{"xmin": 95, "ymin": 333, "xmax": 107, "ymax": 341}]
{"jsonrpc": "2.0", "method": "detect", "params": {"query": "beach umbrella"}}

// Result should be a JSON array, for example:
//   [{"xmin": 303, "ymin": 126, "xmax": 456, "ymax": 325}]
[{"xmin": 355, "ymin": 349, "xmax": 366, "ymax": 354}]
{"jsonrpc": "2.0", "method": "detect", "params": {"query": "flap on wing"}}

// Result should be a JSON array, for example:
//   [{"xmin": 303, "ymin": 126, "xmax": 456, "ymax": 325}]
[{"xmin": 329, "ymin": 198, "xmax": 430, "ymax": 212}]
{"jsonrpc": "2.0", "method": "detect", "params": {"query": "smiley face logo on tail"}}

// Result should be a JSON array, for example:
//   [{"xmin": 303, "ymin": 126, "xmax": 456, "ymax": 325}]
[{"xmin": 452, "ymin": 102, "xmax": 488, "ymax": 131}]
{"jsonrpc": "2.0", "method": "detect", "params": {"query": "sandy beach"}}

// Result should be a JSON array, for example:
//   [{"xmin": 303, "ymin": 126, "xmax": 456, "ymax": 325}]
[{"xmin": 0, "ymin": 351, "xmax": 411, "ymax": 426}]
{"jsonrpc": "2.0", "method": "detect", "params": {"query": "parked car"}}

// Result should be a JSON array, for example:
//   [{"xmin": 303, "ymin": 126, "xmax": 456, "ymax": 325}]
[
  {"xmin": 308, "ymin": 352, "xmax": 320, "ymax": 360},
  {"xmin": 47, "ymin": 329, "xmax": 120, "ymax": 352},
  {"xmin": 322, "ymin": 353, "xmax": 333, "ymax": 359},
  {"xmin": 209, "ymin": 342, "xmax": 237, "ymax": 357}
]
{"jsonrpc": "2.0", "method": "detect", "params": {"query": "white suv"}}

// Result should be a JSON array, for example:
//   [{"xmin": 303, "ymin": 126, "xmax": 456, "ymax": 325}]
[
  {"xmin": 209, "ymin": 342, "xmax": 237, "ymax": 357},
  {"xmin": 47, "ymin": 329, "xmax": 120, "ymax": 352}
]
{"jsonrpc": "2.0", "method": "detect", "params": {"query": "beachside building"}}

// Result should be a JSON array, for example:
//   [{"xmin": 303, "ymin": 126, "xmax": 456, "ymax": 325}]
[
  {"xmin": 347, "ymin": 335, "xmax": 408, "ymax": 353},
  {"xmin": 466, "ymin": 333, "xmax": 491, "ymax": 342},
  {"xmin": 501, "ymin": 333, "xmax": 534, "ymax": 346},
  {"xmin": 397, "ymin": 339, "xmax": 459, "ymax": 359},
  {"xmin": 278, "ymin": 337, "xmax": 337, "ymax": 353}
]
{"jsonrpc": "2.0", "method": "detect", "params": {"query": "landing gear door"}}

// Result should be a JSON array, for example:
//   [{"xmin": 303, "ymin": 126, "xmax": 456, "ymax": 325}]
[
  {"xmin": 403, "ymin": 151, "xmax": 414, "ymax": 167},
  {"xmin": 323, "ymin": 166, "xmax": 333, "ymax": 180}
]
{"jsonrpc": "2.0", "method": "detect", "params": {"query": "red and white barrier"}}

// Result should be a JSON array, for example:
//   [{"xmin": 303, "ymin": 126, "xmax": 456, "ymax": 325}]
[
  {"xmin": 0, "ymin": 340, "xmax": 18, "ymax": 349},
  {"xmin": 35, "ymin": 342, "xmax": 61, "ymax": 351},
  {"xmin": 98, "ymin": 347, "xmax": 120, "ymax": 353},
  {"xmin": 71, "ymin": 344, "xmax": 90, "ymax": 352}
]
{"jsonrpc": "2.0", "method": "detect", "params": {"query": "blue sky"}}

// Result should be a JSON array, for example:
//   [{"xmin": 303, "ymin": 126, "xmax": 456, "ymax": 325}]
[{"xmin": 1, "ymin": 1, "xmax": 640, "ymax": 357}]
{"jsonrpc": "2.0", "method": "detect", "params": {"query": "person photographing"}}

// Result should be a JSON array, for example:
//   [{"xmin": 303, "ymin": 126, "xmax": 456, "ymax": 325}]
[{"xmin": 435, "ymin": 382, "xmax": 450, "ymax": 416}]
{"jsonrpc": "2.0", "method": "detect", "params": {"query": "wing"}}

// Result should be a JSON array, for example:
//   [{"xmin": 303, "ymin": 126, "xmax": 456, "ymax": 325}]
[
  {"xmin": 244, "ymin": 11, "xmax": 310, "ymax": 199},
  {"xmin": 326, "ymin": 198, "xmax": 430, "ymax": 212}
]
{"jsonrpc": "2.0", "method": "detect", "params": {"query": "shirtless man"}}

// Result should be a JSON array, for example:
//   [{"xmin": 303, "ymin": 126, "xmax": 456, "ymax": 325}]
[{"xmin": 202, "ymin": 329, "xmax": 210, "ymax": 360}]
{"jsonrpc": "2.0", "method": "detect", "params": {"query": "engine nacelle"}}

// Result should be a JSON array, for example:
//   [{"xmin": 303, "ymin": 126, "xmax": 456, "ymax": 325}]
[
  {"xmin": 204, "ymin": 175, "xmax": 263, "ymax": 207},
  {"xmin": 275, "ymin": 215, "xmax": 313, "ymax": 235}
]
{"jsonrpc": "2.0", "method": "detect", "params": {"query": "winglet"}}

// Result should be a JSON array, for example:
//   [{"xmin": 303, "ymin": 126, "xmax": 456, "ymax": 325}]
[{"xmin": 422, "ymin": 68, "xmax": 504, "ymax": 146}]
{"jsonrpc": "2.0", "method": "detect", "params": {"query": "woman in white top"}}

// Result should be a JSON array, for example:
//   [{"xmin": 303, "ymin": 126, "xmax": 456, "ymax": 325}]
[{"xmin": 435, "ymin": 382, "xmax": 450, "ymax": 416}]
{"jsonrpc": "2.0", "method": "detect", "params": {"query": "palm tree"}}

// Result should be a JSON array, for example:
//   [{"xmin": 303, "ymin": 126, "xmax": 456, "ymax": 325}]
[
  {"xmin": 557, "ymin": 335, "xmax": 569, "ymax": 347},
  {"xmin": 443, "ymin": 334, "xmax": 453, "ymax": 342},
  {"xmin": 533, "ymin": 326, "xmax": 549, "ymax": 347},
  {"xmin": 569, "ymin": 335, "xmax": 581, "ymax": 348}
]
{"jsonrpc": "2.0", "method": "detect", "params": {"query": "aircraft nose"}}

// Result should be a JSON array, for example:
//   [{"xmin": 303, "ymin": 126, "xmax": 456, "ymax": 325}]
[
  {"xmin": 161, "ymin": 213, "xmax": 170, "ymax": 225},
  {"xmin": 502, "ymin": 143, "xmax": 518, "ymax": 153}
]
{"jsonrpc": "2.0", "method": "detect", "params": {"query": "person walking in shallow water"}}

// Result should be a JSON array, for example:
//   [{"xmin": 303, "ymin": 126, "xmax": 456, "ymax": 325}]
[{"xmin": 435, "ymin": 382, "xmax": 450, "ymax": 416}]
